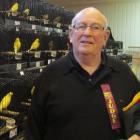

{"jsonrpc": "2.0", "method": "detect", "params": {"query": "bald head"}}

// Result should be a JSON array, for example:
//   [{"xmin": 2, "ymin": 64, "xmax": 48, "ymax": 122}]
[{"xmin": 71, "ymin": 7, "xmax": 108, "ymax": 29}]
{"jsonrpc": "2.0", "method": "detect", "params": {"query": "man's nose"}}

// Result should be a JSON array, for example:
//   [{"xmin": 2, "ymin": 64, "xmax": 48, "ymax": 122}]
[{"xmin": 82, "ymin": 27, "xmax": 94, "ymax": 36}]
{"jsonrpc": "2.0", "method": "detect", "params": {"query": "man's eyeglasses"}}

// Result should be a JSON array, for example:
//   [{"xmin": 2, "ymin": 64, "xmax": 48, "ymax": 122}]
[{"xmin": 73, "ymin": 23, "xmax": 105, "ymax": 32}]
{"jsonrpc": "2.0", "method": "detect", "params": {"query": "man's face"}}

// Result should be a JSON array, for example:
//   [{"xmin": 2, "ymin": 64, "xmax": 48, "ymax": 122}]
[{"xmin": 69, "ymin": 11, "xmax": 109, "ymax": 58}]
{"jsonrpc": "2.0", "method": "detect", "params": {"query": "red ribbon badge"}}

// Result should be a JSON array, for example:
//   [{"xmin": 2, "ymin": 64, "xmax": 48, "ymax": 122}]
[{"xmin": 101, "ymin": 84, "xmax": 121, "ymax": 129}]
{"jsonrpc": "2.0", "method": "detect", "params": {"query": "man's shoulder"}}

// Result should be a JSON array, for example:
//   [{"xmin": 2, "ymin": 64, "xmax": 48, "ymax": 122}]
[
  {"xmin": 43, "ymin": 54, "xmax": 71, "ymax": 75},
  {"xmin": 107, "ymin": 55, "xmax": 130, "ymax": 70}
]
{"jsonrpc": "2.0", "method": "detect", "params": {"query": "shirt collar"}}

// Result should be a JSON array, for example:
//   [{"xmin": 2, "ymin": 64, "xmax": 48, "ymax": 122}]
[
  {"xmin": 61, "ymin": 51, "xmax": 75, "ymax": 74},
  {"xmin": 63, "ymin": 51, "xmax": 120, "ymax": 74},
  {"xmin": 102, "ymin": 52, "xmax": 120, "ymax": 72}
]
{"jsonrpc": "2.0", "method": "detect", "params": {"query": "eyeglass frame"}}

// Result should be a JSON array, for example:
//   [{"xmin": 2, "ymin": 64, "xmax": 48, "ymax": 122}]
[{"xmin": 71, "ymin": 23, "xmax": 106, "ymax": 32}]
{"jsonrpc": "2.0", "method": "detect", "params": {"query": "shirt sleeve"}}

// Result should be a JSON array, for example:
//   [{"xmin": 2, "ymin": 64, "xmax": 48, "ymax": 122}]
[{"xmin": 25, "ymin": 70, "xmax": 49, "ymax": 140}]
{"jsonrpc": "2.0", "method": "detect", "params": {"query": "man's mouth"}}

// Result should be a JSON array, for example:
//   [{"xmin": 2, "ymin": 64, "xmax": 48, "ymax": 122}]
[{"xmin": 80, "ymin": 41, "xmax": 93, "ymax": 44}]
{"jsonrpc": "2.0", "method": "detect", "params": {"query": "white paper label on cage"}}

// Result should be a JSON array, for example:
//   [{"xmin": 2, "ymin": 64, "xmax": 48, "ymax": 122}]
[
  {"xmin": 48, "ymin": 59, "xmax": 51, "ymax": 64},
  {"xmin": 34, "ymin": 30, "xmax": 37, "ymax": 34},
  {"xmin": 36, "ymin": 61, "xmax": 41, "ymax": 67},
  {"xmin": 9, "ymin": 128, "xmax": 17, "ymax": 138},
  {"xmin": 52, "ymin": 59, "xmax": 55, "ymax": 62},
  {"xmin": 40, "ymin": 68, "xmax": 43, "ymax": 73},
  {"xmin": 16, "ymin": 63, "xmax": 22, "ymax": 70},
  {"xmin": 32, "ymin": 24, "xmax": 36, "ymax": 30},
  {"xmin": 14, "ymin": 21, "xmax": 20, "ymax": 26},
  {"xmin": 45, "ymin": 27, "xmax": 49, "ymax": 31},
  {"xmin": 51, "ymin": 51, "xmax": 57, "ymax": 57},
  {"xmin": 20, "ymin": 71, "xmax": 24, "ymax": 76},
  {"xmin": 15, "ymin": 52, "xmax": 22, "ymax": 60},
  {"xmin": 64, "ymin": 51, "xmax": 69, "ymax": 55},
  {"xmin": 54, "ymin": 28, "xmax": 57, "ymax": 32},
  {"xmin": 49, "ymin": 27, "xmax": 53, "ymax": 32},
  {"xmin": 34, "ymin": 51, "xmax": 41, "ymax": 58},
  {"xmin": 44, "ymin": 20, "xmax": 49, "ymax": 24},
  {"xmin": 16, "ymin": 27, "xmax": 19, "ymax": 32},
  {"xmin": 57, "ymin": 23, "xmax": 61, "ymax": 28},
  {"xmin": 57, "ymin": 29, "xmax": 62, "ymax": 33},
  {"xmin": 48, "ymin": 32, "xmax": 51, "ymax": 35}
]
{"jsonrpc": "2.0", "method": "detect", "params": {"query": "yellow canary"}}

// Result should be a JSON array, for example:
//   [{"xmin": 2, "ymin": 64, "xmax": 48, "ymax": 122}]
[
  {"xmin": 131, "ymin": 64, "xmax": 136, "ymax": 73},
  {"xmin": 28, "ymin": 38, "xmax": 40, "ymax": 52},
  {"xmin": 0, "ymin": 92, "xmax": 13, "ymax": 112},
  {"xmin": 13, "ymin": 37, "xmax": 21, "ymax": 54},
  {"xmin": 31, "ymin": 85, "xmax": 35, "ymax": 95},
  {"xmin": 10, "ymin": 2, "xmax": 19, "ymax": 13},
  {"xmin": 23, "ymin": 8, "xmax": 30, "ymax": 16},
  {"xmin": 123, "ymin": 91, "xmax": 140, "ymax": 111}
]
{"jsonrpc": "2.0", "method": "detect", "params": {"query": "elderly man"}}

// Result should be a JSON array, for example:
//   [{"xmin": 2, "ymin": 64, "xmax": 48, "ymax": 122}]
[{"xmin": 26, "ymin": 7, "xmax": 140, "ymax": 140}]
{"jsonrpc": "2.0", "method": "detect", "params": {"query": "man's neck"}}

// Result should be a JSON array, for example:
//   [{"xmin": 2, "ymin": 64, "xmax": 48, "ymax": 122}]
[{"xmin": 75, "ymin": 53, "xmax": 102, "ymax": 75}]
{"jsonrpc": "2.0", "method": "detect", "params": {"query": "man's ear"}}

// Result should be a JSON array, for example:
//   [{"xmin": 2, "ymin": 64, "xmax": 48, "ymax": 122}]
[
  {"xmin": 102, "ymin": 30, "xmax": 110, "ymax": 49},
  {"xmin": 104, "ymin": 29, "xmax": 110, "ymax": 43},
  {"xmin": 69, "ymin": 28, "xmax": 73, "ymax": 43}
]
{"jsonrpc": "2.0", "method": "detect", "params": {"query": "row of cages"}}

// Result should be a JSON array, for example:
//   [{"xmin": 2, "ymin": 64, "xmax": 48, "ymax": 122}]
[
  {"xmin": 0, "ymin": 1, "xmax": 73, "ymax": 139},
  {"xmin": 0, "ymin": 50, "xmax": 68, "ymax": 139},
  {"xmin": 0, "ymin": 50, "xmax": 68, "ymax": 64},
  {"xmin": 0, "ymin": 67, "xmax": 44, "ymax": 139}
]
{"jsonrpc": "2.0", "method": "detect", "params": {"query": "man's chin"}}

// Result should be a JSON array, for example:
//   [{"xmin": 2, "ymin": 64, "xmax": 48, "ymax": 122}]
[{"xmin": 78, "ymin": 49, "xmax": 93, "ymax": 56}]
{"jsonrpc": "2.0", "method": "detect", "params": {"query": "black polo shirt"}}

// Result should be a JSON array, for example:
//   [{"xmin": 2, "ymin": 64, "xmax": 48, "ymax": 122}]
[{"xmin": 26, "ymin": 51, "xmax": 140, "ymax": 140}]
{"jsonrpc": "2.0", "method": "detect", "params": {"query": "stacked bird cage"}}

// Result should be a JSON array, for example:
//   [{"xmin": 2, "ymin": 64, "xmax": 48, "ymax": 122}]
[
  {"xmin": 0, "ymin": 78, "xmax": 25, "ymax": 139},
  {"xmin": 0, "ymin": 70, "xmax": 41, "ymax": 139}
]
